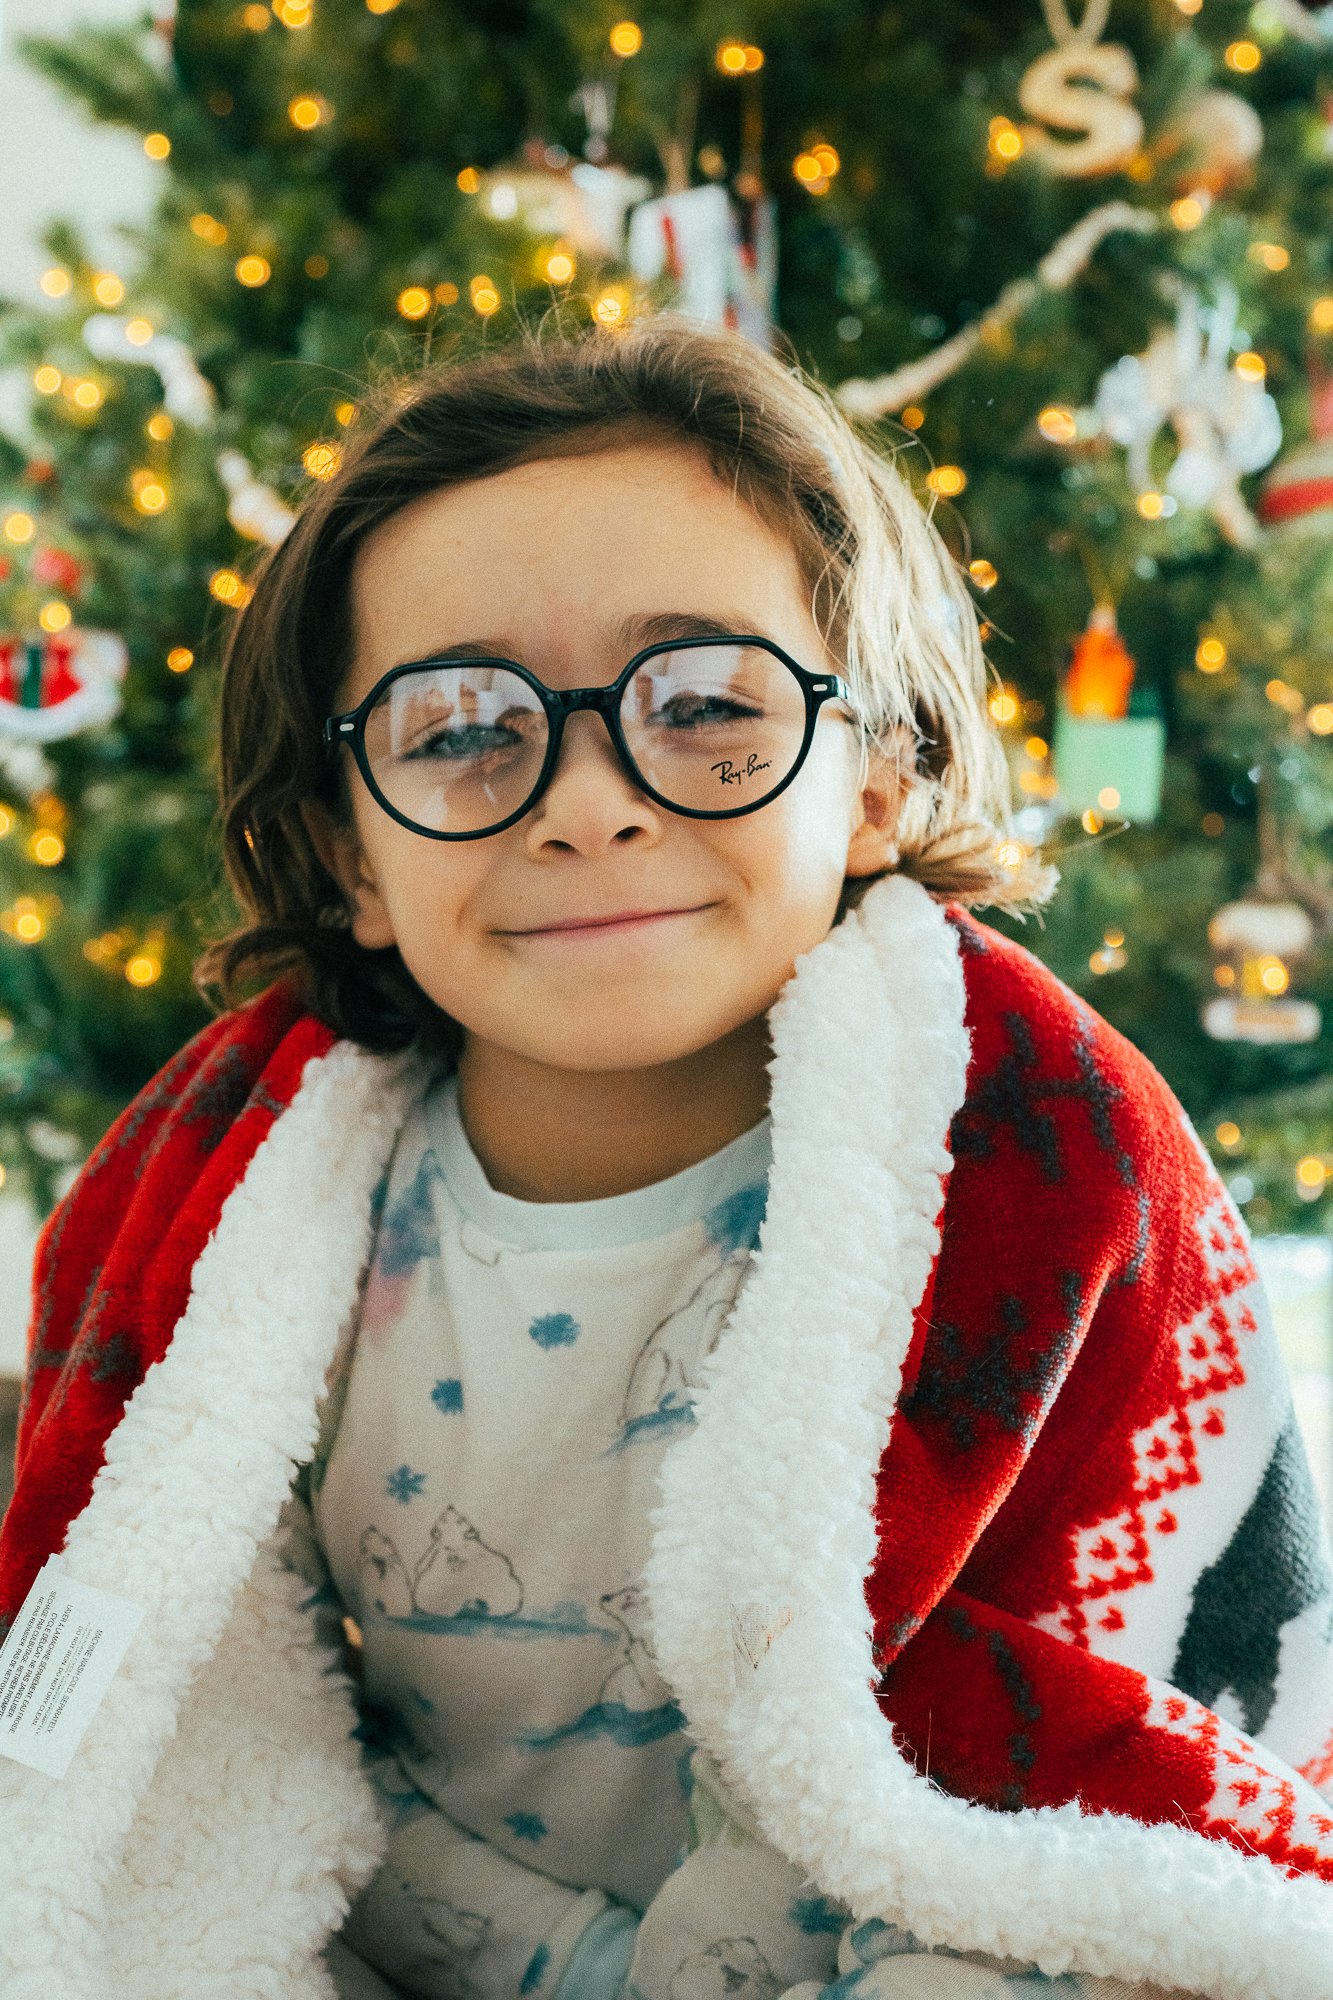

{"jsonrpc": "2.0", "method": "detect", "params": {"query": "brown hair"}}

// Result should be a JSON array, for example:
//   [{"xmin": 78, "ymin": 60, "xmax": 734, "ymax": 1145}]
[{"xmin": 193, "ymin": 312, "xmax": 1058, "ymax": 1055}]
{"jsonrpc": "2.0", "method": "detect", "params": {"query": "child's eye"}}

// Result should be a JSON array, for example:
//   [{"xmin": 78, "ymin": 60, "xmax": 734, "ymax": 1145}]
[
  {"xmin": 654, "ymin": 693, "xmax": 763, "ymax": 728},
  {"xmin": 403, "ymin": 713, "xmax": 535, "ymax": 761}
]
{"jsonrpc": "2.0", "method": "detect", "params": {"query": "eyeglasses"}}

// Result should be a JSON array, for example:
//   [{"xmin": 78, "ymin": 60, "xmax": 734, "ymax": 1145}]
[{"xmin": 323, "ymin": 634, "xmax": 857, "ymax": 841}]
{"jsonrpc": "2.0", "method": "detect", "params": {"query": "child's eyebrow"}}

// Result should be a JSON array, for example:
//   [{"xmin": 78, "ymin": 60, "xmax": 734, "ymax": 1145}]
[{"xmin": 399, "ymin": 610, "xmax": 782, "ymax": 669}]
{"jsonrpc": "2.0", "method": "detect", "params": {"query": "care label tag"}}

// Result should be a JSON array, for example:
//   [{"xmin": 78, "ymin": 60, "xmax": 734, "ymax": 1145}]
[{"xmin": 0, "ymin": 1558, "xmax": 145, "ymax": 1778}]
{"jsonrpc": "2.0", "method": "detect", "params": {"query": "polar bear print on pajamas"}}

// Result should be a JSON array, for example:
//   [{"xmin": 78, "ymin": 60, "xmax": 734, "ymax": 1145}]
[
  {"xmin": 598, "ymin": 1582, "xmax": 670, "ymax": 1712},
  {"xmin": 357, "ymin": 1507, "xmax": 524, "ymax": 1619},
  {"xmin": 621, "ymin": 1256, "xmax": 749, "ymax": 1431},
  {"xmin": 669, "ymin": 1937, "xmax": 781, "ymax": 2000},
  {"xmin": 396, "ymin": 1882, "xmax": 491, "ymax": 2000}
]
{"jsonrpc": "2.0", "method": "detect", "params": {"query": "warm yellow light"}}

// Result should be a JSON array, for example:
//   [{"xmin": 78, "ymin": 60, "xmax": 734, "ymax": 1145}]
[
  {"xmin": 742, "ymin": 45, "xmax": 764, "ymax": 70},
  {"xmin": 3, "ymin": 512, "xmax": 34, "ymax": 544},
  {"xmin": 1225, "ymin": 39, "xmax": 1261, "ymax": 72},
  {"xmin": 1196, "ymin": 636, "xmax": 1227, "ymax": 671},
  {"xmin": 33, "ymin": 366, "xmax": 61, "ymax": 394},
  {"xmin": 1103, "ymin": 928, "xmax": 1125, "ymax": 948},
  {"xmin": 1202, "ymin": 811, "xmax": 1226, "ymax": 836},
  {"xmin": 143, "ymin": 132, "xmax": 171, "ymax": 160},
  {"xmin": 304, "ymin": 254, "xmax": 329, "ymax": 279},
  {"xmin": 190, "ymin": 212, "xmax": 229, "ymax": 245},
  {"xmin": 209, "ymin": 567, "xmax": 252, "ymax": 606},
  {"xmin": 1249, "ymin": 241, "xmax": 1290, "ymax": 272},
  {"xmin": 146, "ymin": 411, "xmax": 174, "ymax": 441},
  {"xmin": 1025, "ymin": 736, "xmax": 1049, "ymax": 760},
  {"xmin": 242, "ymin": 2, "xmax": 271, "ymax": 25},
  {"xmin": 1216, "ymin": 1122, "xmax": 1242, "ymax": 1149},
  {"xmin": 0, "ymin": 808, "xmax": 12, "ymax": 837},
  {"xmin": 123, "ymin": 317, "xmax": 153, "ymax": 346},
  {"xmin": 989, "ymin": 689, "xmax": 1020, "ymax": 725},
  {"xmin": 166, "ymin": 646, "xmax": 194, "ymax": 673},
  {"xmin": 900, "ymin": 404, "xmax": 925, "ymax": 429},
  {"xmin": 544, "ymin": 250, "xmax": 576, "ymax": 284},
  {"xmin": 989, "ymin": 118, "xmax": 1024, "ymax": 163},
  {"xmin": 609, "ymin": 20, "xmax": 643, "ymax": 56},
  {"xmin": 1234, "ymin": 350, "xmax": 1266, "ymax": 382},
  {"xmin": 39, "ymin": 267, "xmax": 71, "ymax": 298},
  {"xmin": 1097, "ymin": 786, "xmax": 1121, "ymax": 810},
  {"xmin": 273, "ymin": 0, "xmax": 313, "ymax": 22},
  {"xmin": 1038, "ymin": 404, "xmax": 1078, "ymax": 444},
  {"xmin": 71, "ymin": 380, "xmax": 103, "ymax": 412},
  {"xmin": 1296, "ymin": 1154, "xmax": 1328, "ymax": 1187},
  {"xmin": 1138, "ymin": 490, "xmax": 1166, "ymax": 519},
  {"xmin": 92, "ymin": 272, "xmax": 125, "ymax": 305},
  {"xmin": 1170, "ymin": 195, "xmax": 1206, "ymax": 231},
  {"xmin": 1081, "ymin": 809, "xmax": 1104, "ymax": 834},
  {"xmin": 10, "ymin": 902, "xmax": 45, "ymax": 943},
  {"xmin": 593, "ymin": 289, "xmax": 628, "ymax": 327},
  {"xmin": 366, "ymin": 0, "xmax": 402, "ymax": 11},
  {"xmin": 132, "ymin": 477, "xmax": 168, "ymax": 515},
  {"xmin": 28, "ymin": 831, "xmax": 64, "ymax": 866},
  {"xmin": 1266, "ymin": 677, "xmax": 1304, "ymax": 712},
  {"xmin": 125, "ymin": 954, "xmax": 162, "ymax": 987},
  {"xmin": 1308, "ymin": 702, "xmax": 1333, "ymax": 735},
  {"xmin": 968, "ymin": 558, "xmax": 998, "ymax": 590},
  {"xmin": 236, "ymin": 255, "xmax": 272, "ymax": 287},
  {"xmin": 793, "ymin": 152, "xmax": 826, "ymax": 185},
  {"xmin": 927, "ymin": 464, "xmax": 967, "ymax": 497},
  {"xmin": 38, "ymin": 602, "xmax": 71, "ymax": 633},
  {"xmin": 470, "ymin": 277, "xmax": 501, "ymax": 316},
  {"xmin": 288, "ymin": 94, "xmax": 329, "ymax": 129},
  {"xmin": 1257, "ymin": 953, "xmax": 1289, "ymax": 995},
  {"xmin": 303, "ymin": 440, "xmax": 341, "ymax": 479},
  {"xmin": 1215, "ymin": 963, "xmax": 1237, "ymax": 986},
  {"xmin": 717, "ymin": 39, "xmax": 748, "ymax": 73},
  {"xmin": 994, "ymin": 840, "xmax": 1027, "ymax": 870},
  {"xmin": 434, "ymin": 281, "xmax": 459, "ymax": 305},
  {"xmin": 457, "ymin": 167, "xmax": 481, "ymax": 194},
  {"xmin": 397, "ymin": 285, "xmax": 432, "ymax": 319},
  {"xmin": 811, "ymin": 144, "xmax": 840, "ymax": 177},
  {"xmin": 334, "ymin": 400, "xmax": 357, "ymax": 426},
  {"xmin": 1310, "ymin": 298, "xmax": 1333, "ymax": 334},
  {"xmin": 1174, "ymin": 0, "xmax": 1202, "ymax": 13}
]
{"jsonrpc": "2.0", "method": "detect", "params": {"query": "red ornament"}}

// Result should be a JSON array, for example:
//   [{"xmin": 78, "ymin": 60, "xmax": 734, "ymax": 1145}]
[
  {"xmin": 1258, "ymin": 351, "xmax": 1333, "ymax": 531},
  {"xmin": 1062, "ymin": 603, "xmax": 1137, "ymax": 720},
  {"xmin": 31, "ymin": 548, "xmax": 83, "ymax": 595}
]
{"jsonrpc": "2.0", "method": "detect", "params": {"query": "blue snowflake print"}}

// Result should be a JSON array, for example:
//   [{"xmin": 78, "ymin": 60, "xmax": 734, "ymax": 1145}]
[
  {"xmin": 520, "ymin": 1946, "xmax": 549, "ymax": 1995},
  {"xmin": 409, "ymin": 1686, "xmax": 436, "ymax": 1716},
  {"xmin": 385, "ymin": 1464, "xmax": 427, "ymax": 1504},
  {"xmin": 528, "ymin": 1311, "xmax": 580, "ymax": 1349},
  {"xmin": 431, "ymin": 1377, "xmax": 464, "ymax": 1414},
  {"xmin": 504, "ymin": 1810, "xmax": 548, "ymax": 1843},
  {"xmin": 703, "ymin": 1180, "xmax": 768, "ymax": 1256}
]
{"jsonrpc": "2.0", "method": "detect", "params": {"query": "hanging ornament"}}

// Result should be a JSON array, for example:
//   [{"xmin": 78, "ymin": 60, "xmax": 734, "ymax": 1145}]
[
  {"xmin": 1017, "ymin": 0, "xmax": 1145, "ymax": 179},
  {"xmin": 1051, "ymin": 604, "xmax": 1165, "ymax": 822},
  {"xmin": 1159, "ymin": 90, "xmax": 1264, "ymax": 198},
  {"xmin": 1202, "ymin": 896, "xmax": 1322, "ymax": 1043},
  {"xmin": 215, "ymin": 449, "xmax": 296, "ymax": 547},
  {"xmin": 626, "ymin": 182, "xmax": 777, "ymax": 346},
  {"xmin": 0, "ymin": 628, "xmax": 127, "ymax": 742},
  {"xmin": 477, "ymin": 146, "xmax": 652, "ymax": 261},
  {"xmin": 81, "ymin": 313, "xmax": 216, "ymax": 425},
  {"xmin": 1094, "ymin": 282, "xmax": 1282, "ymax": 547},
  {"xmin": 1258, "ymin": 350, "xmax": 1333, "ymax": 534}
]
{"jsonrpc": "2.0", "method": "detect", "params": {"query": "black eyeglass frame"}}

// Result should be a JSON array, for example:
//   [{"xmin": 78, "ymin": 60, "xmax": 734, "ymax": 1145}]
[{"xmin": 322, "ymin": 633, "xmax": 858, "ymax": 842}]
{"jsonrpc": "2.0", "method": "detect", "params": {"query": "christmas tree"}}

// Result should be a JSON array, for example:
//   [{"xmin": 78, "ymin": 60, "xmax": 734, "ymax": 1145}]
[{"xmin": 0, "ymin": 0, "xmax": 1329, "ymax": 1229}]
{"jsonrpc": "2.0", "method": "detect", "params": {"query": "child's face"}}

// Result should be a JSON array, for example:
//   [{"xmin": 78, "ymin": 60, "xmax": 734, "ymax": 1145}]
[{"xmin": 307, "ymin": 440, "xmax": 904, "ymax": 1075}]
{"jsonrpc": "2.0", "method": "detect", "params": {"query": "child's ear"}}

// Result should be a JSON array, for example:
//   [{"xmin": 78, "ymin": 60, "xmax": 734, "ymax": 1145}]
[
  {"xmin": 844, "ymin": 726, "xmax": 909, "ymax": 879},
  {"xmin": 298, "ymin": 799, "xmax": 397, "ymax": 950}
]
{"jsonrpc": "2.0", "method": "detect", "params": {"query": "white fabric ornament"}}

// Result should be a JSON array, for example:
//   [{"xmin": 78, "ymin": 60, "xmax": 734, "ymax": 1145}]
[
  {"xmin": 81, "ymin": 313, "xmax": 217, "ymax": 426},
  {"xmin": 626, "ymin": 183, "xmax": 776, "ymax": 346},
  {"xmin": 479, "ymin": 161, "xmax": 651, "ymax": 259},
  {"xmin": 1018, "ymin": 0, "xmax": 1145, "ymax": 179},
  {"xmin": 216, "ymin": 449, "xmax": 296, "ymax": 547},
  {"xmin": 1093, "ymin": 284, "xmax": 1281, "ymax": 546}
]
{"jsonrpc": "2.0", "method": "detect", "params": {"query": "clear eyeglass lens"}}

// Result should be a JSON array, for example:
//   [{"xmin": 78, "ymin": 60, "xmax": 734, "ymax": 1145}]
[
  {"xmin": 363, "ymin": 662, "xmax": 548, "ymax": 834},
  {"xmin": 360, "ymin": 644, "xmax": 809, "ymax": 835},
  {"xmin": 621, "ymin": 643, "xmax": 808, "ymax": 813}
]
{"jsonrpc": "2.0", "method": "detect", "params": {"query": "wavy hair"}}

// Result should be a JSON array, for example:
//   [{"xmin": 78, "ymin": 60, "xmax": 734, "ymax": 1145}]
[{"xmin": 193, "ymin": 313, "xmax": 1058, "ymax": 1054}]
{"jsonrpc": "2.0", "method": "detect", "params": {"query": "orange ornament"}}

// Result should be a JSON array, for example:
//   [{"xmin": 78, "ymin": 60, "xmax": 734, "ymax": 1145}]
[{"xmin": 1063, "ymin": 602, "xmax": 1136, "ymax": 720}]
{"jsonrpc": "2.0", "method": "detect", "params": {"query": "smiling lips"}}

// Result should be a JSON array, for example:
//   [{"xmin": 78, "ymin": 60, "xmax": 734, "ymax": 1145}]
[{"xmin": 509, "ymin": 904, "xmax": 712, "ymax": 937}]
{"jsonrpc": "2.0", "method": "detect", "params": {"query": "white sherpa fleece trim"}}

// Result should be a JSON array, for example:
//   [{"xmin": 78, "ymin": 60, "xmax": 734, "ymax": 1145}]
[
  {"xmin": 643, "ymin": 871, "xmax": 1333, "ymax": 2000},
  {"xmin": 0, "ymin": 1036, "xmax": 427, "ymax": 1998}
]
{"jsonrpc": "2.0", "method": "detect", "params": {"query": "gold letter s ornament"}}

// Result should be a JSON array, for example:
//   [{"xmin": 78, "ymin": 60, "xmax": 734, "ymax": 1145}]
[{"xmin": 1018, "ymin": 0, "xmax": 1144, "ymax": 179}]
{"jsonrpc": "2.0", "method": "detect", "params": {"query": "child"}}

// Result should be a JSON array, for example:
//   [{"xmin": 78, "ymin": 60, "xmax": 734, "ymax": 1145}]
[{"xmin": 1, "ymin": 316, "xmax": 1332, "ymax": 2000}]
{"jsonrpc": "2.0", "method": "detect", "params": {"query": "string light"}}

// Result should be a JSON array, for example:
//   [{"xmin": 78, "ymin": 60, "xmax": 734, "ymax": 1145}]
[
  {"xmin": 209, "ymin": 568, "xmax": 252, "ymax": 606},
  {"xmin": 592, "ymin": 287, "xmax": 630, "ymax": 327},
  {"xmin": 334, "ymin": 400, "xmax": 357, "ymax": 425},
  {"xmin": 994, "ymin": 840, "xmax": 1027, "ymax": 870},
  {"xmin": 457, "ymin": 167, "xmax": 481, "ymax": 194},
  {"xmin": 1137, "ymin": 490, "xmax": 1169, "ymax": 519},
  {"xmin": 1297, "ymin": 1156, "xmax": 1330, "ymax": 1193},
  {"xmin": 1216, "ymin": 1122, "xmax": 1243, "ymax": 1149},
  {"xmin": 146, "ymin": 412, "xmax": 173, "ymax": 441},
  {"xmin": 1248, "ymin": 241, "xmax": 1289, "ymax": 271},
  {"xmin": 1097, "ymin": 785, "xmax": 1121, "ymax": 810},
  {"xmin": 793, "ymin": 145, "xmax": 839, "ymax": 193},
  {"xmin": 33, "ymin": 366, "xmax": 60, "ymax": 394},
  {"xmin": 190, "ymin": 213, "xmax": 228, "ymax": 245},
  {"xmin": 272, "ymin": 0, "xmax": 313, "ymax": 24},
  {"xmin": 469, "ymin": 275, "xmax": 501, "ymax": 316},
  {"xmin": 92, "ymin": 273, "xmax": 125, "ymax": 305},
  {"xmin": 2, "ymin": 898, "xmax": 46, "ymax": 944},
  {"xmin": 1201, "ymin": 812, "xmax": 1225, "ymax": 836},
  {"xmin": 968, "ymin": 558, "xmax": 998, "ymax": 589},
  {"xmin": 1309, "ymin": 703, "xmax": 1333, "ymax": 734},
  {"xmin": 900, "ymin": 405, "xmax": 925, "ymax": 429},
  {"xmin": 608, "ymin": 21, "xmax": 643, "ymax": 56},
  {"xmin": 543, "ymin": 248, "xmax": 575, "ymax": 284},
  {"xmin": 166, "ymin": 647, "xmax": 193, "ymax": 673},
  {"xmin": 1195, "ymin": 637, "xmax": 1227, "ymax": 671},
  {"xmin": 927, "ymin": 464, "xmax": 967, "ymax": 497},
  {"xmin": 1225, "ymin": 40, "xmax": 1261, "ymax": 72},
  {"xmin": 26, "ymin": 831, "xmax": 64, "ymax": 866},
  {"xmin": 1174, "ymin": 0, "xmax": 1203, "ymax": 13},
  {"xmin": 124, "ymin": 317, "xmax": 154, "ymax": 346},
  {"xmin": 1266, "ymin": 677, "xmax": 1304, "ymax": 713},
  {"xmin": 289, "ymin": 93, "xmax": 331, "ymax": 129},
  {"xmin": 1170, "ymin": 195, "xmax": 1207, "ymax": 231},
  {"xmin": 1234, "ymin": 350, "xmax": 1266, "ymax": 382},
  {"xmin": 366, "ymin": 0, "xmax": 402, "ymax": 11},
  {"xmin": 434, "ymin": 281, "xmax": 459, "ymax": 305},
  {"xmin": 3, "ymin": 512, "xmax": 34, "ymax": 543},
  {"xmin": 1081, "ymin": 809, "xmax": 1104, "ymax": 833},
  {"xmin": 988, "ymin": 116, "xmax": 1023, "ymax": 164},
  {"xmin": 125, "ymin": 945, "xmax": 163, "ymax": 987},
  {"xmin": 235, "ymin": 255, "xmax": 272, "ymax": 287},
  {"xmin": 1038, "ymin": 405, "xmax": 1078, "ymax": 443},
  {"xmin": 304, "ymin": 254, "xmax": 329, "ymax": 278},
  {"xmin": 130, "ymin": 469, "xmax": 168, "ymax": 514},
  {"xmin": 302, "ymin": 441, "xmax": 341, "ymax": 479},
  {"xmin": 242, "ymin": 2, "xmax": 271, "ymax": 25},
  {"xmin": 397, "ymin": 285, "xmax": 432, "ymax": 319},
  {"xmin": 143, "ymin": 132, "xmax": 171, "ymax": 160},
  {"xmin": 38, "ymin": 602, "xmax": 71, "ymax": 632},
  {"xmin": 1310, "ymin": 298, "xmax": 1333, "ymax": 334},
  {"xmin": 989, "ymin": 687, "xmax": 1020, "ymax": 724},
  {"xmin": 0, "ymin": 808, "xmax": 12, "ymax": 838}
]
